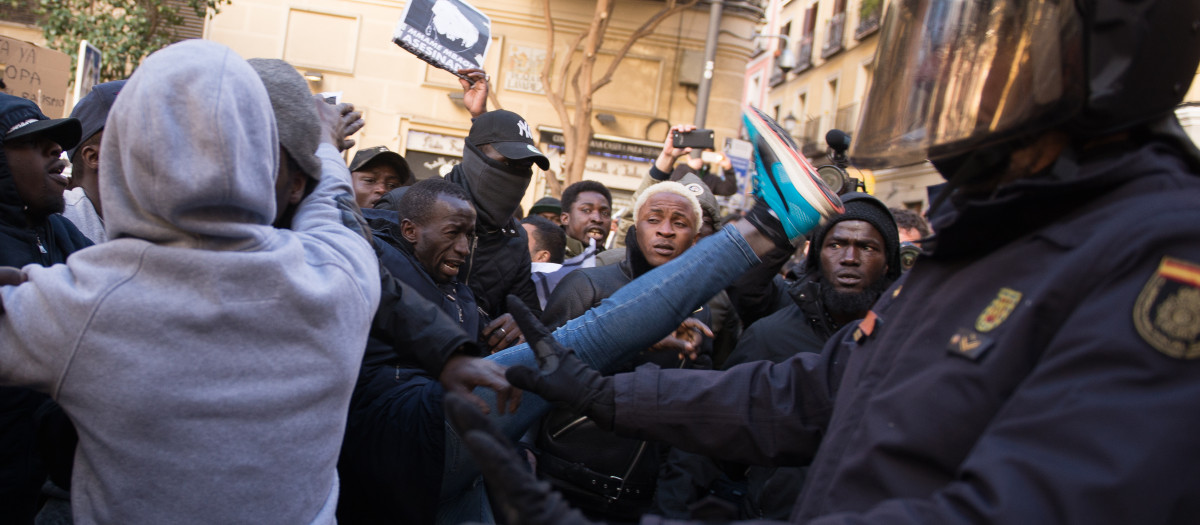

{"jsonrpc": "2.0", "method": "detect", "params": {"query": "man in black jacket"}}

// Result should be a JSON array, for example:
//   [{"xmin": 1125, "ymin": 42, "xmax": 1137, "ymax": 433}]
[
  {"xmin": 445, "ymin": 109, "xmax": 548, "ymax": 325},
  {"xmin": 340, "ymin": 178, "xmax": 517, "ymax": 525},
  {"xmin": 654, "ymin": 193, "xmax": 900, "ymax": 520},
  {"xmin": 0, "ymin": 93, "xmax": 86, "ymax": 524},
  {"xmin": 537, "ymin": 181, "xmax": 712, "ymax": 522}
]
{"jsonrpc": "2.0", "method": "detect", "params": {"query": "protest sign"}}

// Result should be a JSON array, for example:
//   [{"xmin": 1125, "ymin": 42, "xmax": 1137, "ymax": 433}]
[
  {"xmin": 392, "ymin": 0, "xmax": 491, "ymax": 76},
  {"xmin": 0, "ymin": 35, "xmax": 71, "ymax": 117},
  {"xmin": 72, "ymin": 40, "xmax": 101, "ymax": 105}
]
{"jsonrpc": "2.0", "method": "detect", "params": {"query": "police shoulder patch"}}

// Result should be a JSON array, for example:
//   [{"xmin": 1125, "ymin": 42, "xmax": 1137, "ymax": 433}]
[
  {"xmin": 1134, "ymin": 257, "xmax": 1200, "ymax": 359},
  {"xmin": 975, "ymin": 287, "xmax": 1022, "ymax": 332}
]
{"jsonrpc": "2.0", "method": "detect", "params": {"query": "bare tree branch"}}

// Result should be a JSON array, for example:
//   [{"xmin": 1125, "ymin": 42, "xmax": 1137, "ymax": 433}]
[
  {"xmin": 591, "ymin": 0, "xmax": 701, "ymax": 93},
  {"xmin": 538, "ymin": 0, "xmax": 700, "ymax": 192}
]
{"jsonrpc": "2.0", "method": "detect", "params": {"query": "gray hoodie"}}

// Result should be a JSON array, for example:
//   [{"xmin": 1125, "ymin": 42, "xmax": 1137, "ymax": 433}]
[{"xmin": 0, "ymin": 40, "xmax": 380, "ymax": 524}]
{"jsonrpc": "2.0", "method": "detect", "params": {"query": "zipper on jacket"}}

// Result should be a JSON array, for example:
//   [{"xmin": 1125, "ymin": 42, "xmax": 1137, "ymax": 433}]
[
  {"xmin": 445, "ymin": 292, "xmax": 464, "ymax": 323},
  {"xmin": 35, "ymin": 232, "xmax": 47, "ymax": 254}
]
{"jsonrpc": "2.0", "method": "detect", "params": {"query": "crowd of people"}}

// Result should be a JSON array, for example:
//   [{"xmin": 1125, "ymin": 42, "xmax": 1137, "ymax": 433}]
[{"xmin": 1, "ymin": 0, "xmax": 1200, "ymax": 523}]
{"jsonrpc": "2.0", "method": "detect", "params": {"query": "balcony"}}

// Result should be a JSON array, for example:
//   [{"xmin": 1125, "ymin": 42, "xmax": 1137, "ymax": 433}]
[
  {"xmin": 794, "ymin": 35, "xmax": 814, "ymax": 73},
  {"xmin": 855, "ymin": 0, "xmax": 882, "ymax": 39},
  {"xmin": 835, "ymin": 103, "xmax": 859, "ymax": 133},
  {"xmin": 800, "ymin": 118, "xmax": 824, "ymax": 158},
  {"xmin": 822, "ymin": 12, "xmax": 846, "ymax": 58},
  {"xmin": 769, "ymin": 62, "xmax": 786, "ymax": 87},
  {"xmin": 854, "ymin": 9, "xmax": 883, "ymax": 38}
]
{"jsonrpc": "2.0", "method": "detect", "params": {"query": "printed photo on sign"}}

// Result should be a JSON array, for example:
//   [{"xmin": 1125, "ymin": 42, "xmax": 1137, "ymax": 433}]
[{"xmin": 392, "ymin": 0, "xmax": 491, "ymax": 75}]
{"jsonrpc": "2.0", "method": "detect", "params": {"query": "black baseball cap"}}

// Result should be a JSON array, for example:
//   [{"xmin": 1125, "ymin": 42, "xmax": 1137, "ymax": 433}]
[
  {"xmin": 67, "ymin": 80, "xmax": 126, "ymax": 160},
  {"xmin": 349, "ymin": 146, "xmax": 415, "ymax": 185},
  {"xmin": 0, "ymin": 93, "xmax": 81, "ymax": 150},
  {"xmin": 467, "ymin": 110, "xmax": 549, "ymax": 170},
  {"xmin": 529, "ymin": 196, "xmax": 561, "ymax": 215}
]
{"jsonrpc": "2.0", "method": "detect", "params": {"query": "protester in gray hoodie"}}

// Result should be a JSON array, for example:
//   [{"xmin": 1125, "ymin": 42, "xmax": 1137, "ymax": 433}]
[{"xmin": 0, "ymin": 39, "xmax": 380, "ymax": 524}]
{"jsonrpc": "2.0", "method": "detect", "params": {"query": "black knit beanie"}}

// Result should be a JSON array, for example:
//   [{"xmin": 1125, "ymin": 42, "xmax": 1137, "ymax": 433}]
[{"xmin": 804, "ymin": 192, "xmax": 901, "ymax": 281}]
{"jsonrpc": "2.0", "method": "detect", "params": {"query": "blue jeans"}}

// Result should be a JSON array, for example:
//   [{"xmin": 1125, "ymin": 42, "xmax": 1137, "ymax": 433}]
[{"xmin": 439, "ymin": 224, "xmax": 761, "ymax": 515}]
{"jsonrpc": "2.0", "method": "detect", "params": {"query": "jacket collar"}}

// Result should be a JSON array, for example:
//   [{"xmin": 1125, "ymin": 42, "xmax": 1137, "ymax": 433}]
[{"xmin": 620, "ymin": 225, "xmax": 657, "ymax": 280}]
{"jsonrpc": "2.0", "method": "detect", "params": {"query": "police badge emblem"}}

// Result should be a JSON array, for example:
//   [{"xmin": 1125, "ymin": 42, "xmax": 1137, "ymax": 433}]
[
  {"xmin": 1134, "ymin": 257, "xmax": 1200, "ymax": 359},
  {"xmin": 975, "ymin": 288, "xmax": 1023, "ymax": 332}
]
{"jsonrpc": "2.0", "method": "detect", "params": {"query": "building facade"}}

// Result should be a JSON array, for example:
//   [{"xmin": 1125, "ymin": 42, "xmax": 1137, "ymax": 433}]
[
  {"xmin": 756, "ymin": 0, "xmax": 1200, "ymax": 213},
  {"xmin": 202, "ymin": 0, "xmax": 762, "ymax": 211}
]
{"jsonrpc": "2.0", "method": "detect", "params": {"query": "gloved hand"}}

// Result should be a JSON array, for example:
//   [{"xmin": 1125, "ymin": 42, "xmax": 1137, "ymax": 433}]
[
  {"xmin": 503, "ymin": 295, "xmax": 616, "ymax": 431},
  {"xmin": 444, "ymin": 392, "xmax": 598, "ymax": 525}
]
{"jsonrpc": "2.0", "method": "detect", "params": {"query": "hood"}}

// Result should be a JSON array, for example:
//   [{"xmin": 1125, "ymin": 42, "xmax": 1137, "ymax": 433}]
[
  {"xmin": 620, "ymin": 225, "xmax": 656, "ymax": 279},
  {"xmin": 101, "ymin": 40, "xmax": 279, "ymax": 249}
]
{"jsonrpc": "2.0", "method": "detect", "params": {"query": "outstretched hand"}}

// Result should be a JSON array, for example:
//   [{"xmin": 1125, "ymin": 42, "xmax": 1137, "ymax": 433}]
[
  {"xmin": 444, "ymin": 392, "xmax": 598, "ymax": 525},
  {"xmin": 502, "ymin": 295, "xmax": 616, "ymax": 430},
  {"xmin": 439, "ymin": 354, "xmax": 520, "ymax": 415},
  {"xmin": 650, "ymin": 318, "xmax": 713, "ymax": 361}
]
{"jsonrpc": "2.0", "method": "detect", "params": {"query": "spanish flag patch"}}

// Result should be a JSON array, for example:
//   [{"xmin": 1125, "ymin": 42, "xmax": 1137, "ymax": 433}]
[{"xmin": 1134, "ymin": 257, "xmax": 1200, "ymax": 359}]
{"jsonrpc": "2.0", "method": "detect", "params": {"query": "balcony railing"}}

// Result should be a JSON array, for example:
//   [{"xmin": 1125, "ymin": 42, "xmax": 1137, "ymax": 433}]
[
  {"xmin": 835, "ymin": 103, "xmax": 859, "ymax": 133},
  {"xmin": 822, "ymin": 12, "xmax": 846, "ymax": 58},
  {"xmin": 855, "ymin": 5, "xmax": 881, "ymax": 39},
  {"xmin": 769, "ymin": 62, "xmax": 786, "ymax": 87},
  {"xmin": 794, "ymin": 35, "xmax": 814, "ymax": 73},
  {"xmin": 800, "ymin": 118, "xmax": 824, "ymax": 158}
]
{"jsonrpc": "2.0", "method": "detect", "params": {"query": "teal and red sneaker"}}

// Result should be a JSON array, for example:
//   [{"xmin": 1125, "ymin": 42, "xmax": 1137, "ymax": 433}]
[{"xmin": 742, "ymin": 106, "xmax": 843, "ymax": 245}]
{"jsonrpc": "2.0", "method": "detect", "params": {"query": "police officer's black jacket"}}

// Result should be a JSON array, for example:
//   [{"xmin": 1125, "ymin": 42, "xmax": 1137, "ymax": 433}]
[
  {"xmin": 655, "ymin": 275, "xmax": 833, "ymax": 520},
  {"xmin": 620, "ymin": 131, "xmax": 1200, "ymax": 524}
]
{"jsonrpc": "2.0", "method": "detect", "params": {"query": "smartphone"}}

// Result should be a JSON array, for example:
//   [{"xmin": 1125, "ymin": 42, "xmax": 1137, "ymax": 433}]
[{"xmin": 672, "ymin": 129, "xmax": 715, "ymax": 150}]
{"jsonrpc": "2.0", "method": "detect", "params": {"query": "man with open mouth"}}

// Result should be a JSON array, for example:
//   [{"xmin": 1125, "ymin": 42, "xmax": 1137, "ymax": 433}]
[
  {"xmin": 0, "ymin": 92, "xmax": 90, "ymax": 524},
  {"xmin": 537, "ymin": 180, "xmax": 711, "ymax": 522},
  {"xmin": 560, "ymin": 179, "xmax": 613, "ymax": 258}
]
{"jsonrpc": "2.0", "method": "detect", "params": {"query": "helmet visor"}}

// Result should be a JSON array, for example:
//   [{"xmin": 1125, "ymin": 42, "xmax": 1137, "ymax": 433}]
[{"xmin": 850, "ymin": 0, "xmax": 1085, "ymax": 169}]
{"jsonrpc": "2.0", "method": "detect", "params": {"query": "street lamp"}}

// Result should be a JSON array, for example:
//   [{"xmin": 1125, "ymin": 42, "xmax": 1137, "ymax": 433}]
[{"xmin": 783, "ymin": 113, "xmax": 799, "ymax": 136}]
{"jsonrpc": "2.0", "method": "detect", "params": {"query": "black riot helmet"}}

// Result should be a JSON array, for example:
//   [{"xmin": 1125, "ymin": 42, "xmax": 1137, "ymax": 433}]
[{"xmin": 850, "ymin": 0, "xmax": 1200, "ymax": 170}]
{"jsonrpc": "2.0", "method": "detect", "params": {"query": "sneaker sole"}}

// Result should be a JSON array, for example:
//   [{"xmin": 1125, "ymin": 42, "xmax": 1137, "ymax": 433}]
[{"xmin": 743, "ymin": 106, "xmax": 843, "ymax": 240}]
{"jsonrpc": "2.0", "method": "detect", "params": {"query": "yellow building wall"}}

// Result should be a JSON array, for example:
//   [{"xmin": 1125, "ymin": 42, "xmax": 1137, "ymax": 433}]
[{"xmin": 204, "ymin": 0, "xmax": 758, "ymax": 209}]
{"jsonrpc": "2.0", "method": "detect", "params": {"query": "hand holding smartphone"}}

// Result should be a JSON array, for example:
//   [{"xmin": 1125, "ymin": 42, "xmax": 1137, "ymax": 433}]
[{"xmin": 672, "ymin": 128, "xmax": 715, "ymax": 150}]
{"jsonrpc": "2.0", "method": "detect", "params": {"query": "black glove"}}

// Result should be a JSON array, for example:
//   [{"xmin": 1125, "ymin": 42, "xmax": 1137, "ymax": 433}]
[
  {"xmin": 744, "ymin": 198, "xmax": 797, "ymax": 251},
  {"xmin": 503, "ymin": 295, "xmax": 616, "ymax": 431},
  {"xmin": 444, "ymin": 392, "xmax": 598, "ymax": 525}
]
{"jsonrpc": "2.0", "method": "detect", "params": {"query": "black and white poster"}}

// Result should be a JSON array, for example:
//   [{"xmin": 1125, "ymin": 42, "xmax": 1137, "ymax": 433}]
[{"xmin": 392, "ymin": 0, "xmax": 491, "ymax": 74}]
